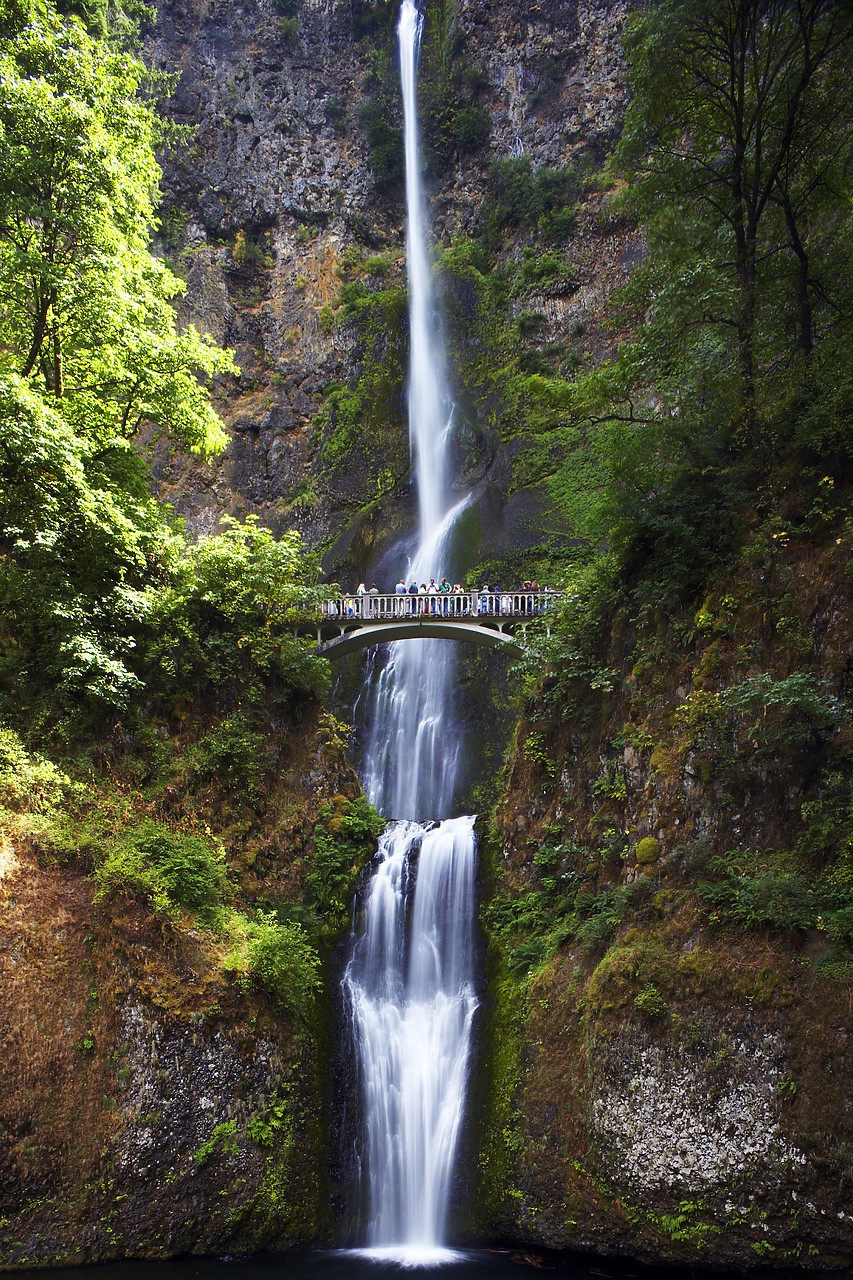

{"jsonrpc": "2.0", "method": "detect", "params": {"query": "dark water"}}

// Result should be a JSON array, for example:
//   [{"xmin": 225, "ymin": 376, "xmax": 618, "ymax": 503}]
[{"xmin": 20, "ymin": 1250, "xmax": 707, "ymax": 1280}]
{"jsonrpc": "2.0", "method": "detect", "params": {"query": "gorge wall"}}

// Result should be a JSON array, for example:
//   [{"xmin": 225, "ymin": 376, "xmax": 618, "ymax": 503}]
[
  {"xmin": 473, "ymin": 499, "xmax": 853, "ymax": 1268},
  {"xmin": 143, "ymin": 0, "xmax": 635, "ymax": 584},
  {"xmin": 0, "ymin": 703, "xmax": 378, "ymax": 1267}
]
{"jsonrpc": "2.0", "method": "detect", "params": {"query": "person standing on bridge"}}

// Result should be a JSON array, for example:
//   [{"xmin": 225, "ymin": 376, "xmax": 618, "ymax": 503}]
[
  {"xmin": 395, "ymin": 577, "xmax": 406, "ymax": 617},
  {"xmin": 356, "ymin": 582, "xmax": 366, "ymax": 618}
]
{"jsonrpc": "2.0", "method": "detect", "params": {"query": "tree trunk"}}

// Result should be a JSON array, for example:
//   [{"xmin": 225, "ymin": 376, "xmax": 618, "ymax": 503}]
[{"xmin": 778, "ymin": 187, "xmax": 813, "ymax": 359}]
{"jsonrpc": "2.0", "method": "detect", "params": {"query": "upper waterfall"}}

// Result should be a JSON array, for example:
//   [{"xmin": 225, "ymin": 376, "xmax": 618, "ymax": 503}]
[
  {"xmin": 399, "ymin": 0, "xmax": 453, "ymax": 548},
  {"xmin": 360, "ymin": 0, "xmax": 469, "ymax": 823}
]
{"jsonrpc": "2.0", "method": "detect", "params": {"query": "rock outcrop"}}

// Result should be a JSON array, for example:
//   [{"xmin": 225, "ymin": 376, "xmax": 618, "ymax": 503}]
[{"xmin": 143, "ymin": 0, "xmax": 635, "ymax": 586}]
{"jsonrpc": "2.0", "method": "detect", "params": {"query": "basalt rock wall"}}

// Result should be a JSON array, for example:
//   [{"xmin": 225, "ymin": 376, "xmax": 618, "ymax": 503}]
[{"xmin": 143, "ymin": 0, "xmax": 635, "ymax": 585}]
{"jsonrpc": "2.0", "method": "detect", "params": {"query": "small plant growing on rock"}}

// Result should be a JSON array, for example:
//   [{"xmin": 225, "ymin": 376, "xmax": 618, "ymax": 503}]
[
  {"xmin": 245, "ymin": 913, "xmax": 321, "ymax": 1012},
  {"xmin": 634, "ymin": 982, "xmax": 668, "ymax": 1019}
]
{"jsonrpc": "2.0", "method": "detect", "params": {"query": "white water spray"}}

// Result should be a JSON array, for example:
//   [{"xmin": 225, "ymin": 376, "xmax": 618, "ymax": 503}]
[{"xmin": 343, "ymin": 0, "xmax": 479, "ymax": 1263}]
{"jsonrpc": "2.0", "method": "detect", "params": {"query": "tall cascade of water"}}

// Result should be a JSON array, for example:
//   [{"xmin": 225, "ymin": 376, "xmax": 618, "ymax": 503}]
[{"xmin": 342, "ymin": 0, "xmax": 479, "ymax": 1262}]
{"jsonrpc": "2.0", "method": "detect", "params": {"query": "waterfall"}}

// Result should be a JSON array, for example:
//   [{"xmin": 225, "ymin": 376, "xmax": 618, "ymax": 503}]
[
  {"xmin": 342, "ymin": 0, "xmax": 479, "ymax": 1263},
  {"xmin": 343, "ymin": 818, "xmax": 478, "ymax": 1262}
]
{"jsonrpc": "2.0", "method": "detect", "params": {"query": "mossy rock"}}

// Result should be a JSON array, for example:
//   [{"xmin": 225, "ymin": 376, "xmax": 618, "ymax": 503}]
[{"xmin": 635, "ymin": 837, "xmax": 661, "ymax": 865}]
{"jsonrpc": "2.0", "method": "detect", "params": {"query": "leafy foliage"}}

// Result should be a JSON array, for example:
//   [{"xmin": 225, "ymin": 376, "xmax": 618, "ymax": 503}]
[
  {"xmin": 0, "ymin": 371, "xmax": 171, "ymax": 718},
  {"xmin": 417, "ymin": 1, "xmax": 490, "ymax": 169},
  {"xmin": 478, "ymin": 157, "xmax": 585, "ymax": 249},
  {"xmin": 243, "ymin": 912, "xmax": 322, "ymax": 1013},
  {"xmin": 0, "ymin": 2, "xmax": 250, "ymax": 730},
  {"xmin": 484, "ymin": 830, "xmax": 650, "ymax": 980},
  {"xmin": 187, "ymin": 715, "xmax": 271, "ymax": 806},
  {"xmin": 359, "ymin": 97, "xmax": 402, "ymax": 184},
  {"xmin": 94, "ymin": 819, "xmax": 226, "ymax": 923},
  {"xmin": 307, "ymin": 795, "xmax": 384, "ymax": 939},
  {"xmin": 143, "ymin": 517, "xmax": 331, "ymax": 709},
  {"xmin": 0, "ymin": 724, "xmax": 76, "ymax": 812},
  {"xmin": 721, "ymin": 674, "xmax": 844, "ymax": 750},
  {"xmin": 0, "ymin": 7, "xmax": 235, "ymax": 449}
]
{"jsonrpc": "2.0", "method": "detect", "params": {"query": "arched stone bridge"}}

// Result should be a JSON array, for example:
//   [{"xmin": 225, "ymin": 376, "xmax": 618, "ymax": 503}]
[{"xmin": 297, "ymin": 591, "xmax": 564, "ymax": 660}]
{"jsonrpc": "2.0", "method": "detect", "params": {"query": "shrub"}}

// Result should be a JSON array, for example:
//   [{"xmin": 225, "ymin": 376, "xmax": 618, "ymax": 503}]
[
  {"xmin": 698, "ymin": 861, "xmax": 821, "ymax": 933},
  {"xmin": 308, "ymin": 795, "xmax": 384, "ymax": 937},
  {"xmin": 143, "ymin": 516, "xmax": 330, "ymax": 708},
  {"xmin": 336, "ymin": 279, "xmax": 370, "ymax": 316},
  {"xmin": 189, "ymin": 714, "xmax": 269, "ymax": 805},
  {"xmin": 517, "ymin": 311, "xmax": 546, "ymax": 337},
  {"xmin": 359, "ymin": 100, "xmax": 403, "ymax": 184},
  {"xmin": 0, "ymin": 727, "xmax": 75, "ymax": 813},
  {"xmin": 722, "ymin": 672, "xmax": 844, "ymax": 749},
  {"xmin": 94, "ymin": 821, "xmax": 226, "ymax": 923},
  {"xmin": 245, "ymin": 912, "xmax": 321, "ymax": 1012},
  {"xmin": 575, "ymin": 888, "xmax": 626, "ymax": 954},
  {"xmin": 539, "ymin": 205, "xmax": 576, "ymax": 244},
  {"xmin": 194, "ymin": 1120, "xmax": 240, "ymax": 1166},
  {"xmin": 452, "ymin": 104, "xmax": 490, "ymax": 151},
  {"xmin": 634, "ymin": 982, "xmax": 668, "ymax": 1018},
  {"xmin": 826, "ymin": 906, "xmax": 853, "ymax": 949},
  {"xmin": 363, "ymin": 254, "xmax": 391, "ymax": 276},
  {"xmin": 480, "ymin": 159, "xmax": 584, "ymax": 240}
]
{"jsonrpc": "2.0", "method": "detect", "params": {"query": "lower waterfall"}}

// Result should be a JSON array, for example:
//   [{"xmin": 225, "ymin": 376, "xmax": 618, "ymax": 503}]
[{"xmin": 342, "ymin": 818, "xmax": 478, "ymax": 1261}]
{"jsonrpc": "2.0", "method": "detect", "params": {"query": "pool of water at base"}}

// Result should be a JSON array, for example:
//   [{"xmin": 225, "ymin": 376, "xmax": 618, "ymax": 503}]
[{"xmin": 20, "ymin": 1249, "xmax": 708, "ymax": 1280}]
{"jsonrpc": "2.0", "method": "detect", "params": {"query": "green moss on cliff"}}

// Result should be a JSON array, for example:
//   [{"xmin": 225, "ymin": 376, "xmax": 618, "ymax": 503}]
[{"xmin": 315, "ymin": 285, "xmax": 409, "ymax": 504}]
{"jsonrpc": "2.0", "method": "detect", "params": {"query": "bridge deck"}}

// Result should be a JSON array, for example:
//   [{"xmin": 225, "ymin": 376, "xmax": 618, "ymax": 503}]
[
  {"xmin": 299, "ymin": 591, "xmax": 563, "ymax": 659},
  {"xmin": 321, "ymin": 589, "xmax": 560, "ymax": 622}
]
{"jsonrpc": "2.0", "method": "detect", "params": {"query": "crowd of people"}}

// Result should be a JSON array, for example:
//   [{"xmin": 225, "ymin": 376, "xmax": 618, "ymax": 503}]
[{"xmin": 325, "ymin": 578, "xmax": 558, "ymax": 618}]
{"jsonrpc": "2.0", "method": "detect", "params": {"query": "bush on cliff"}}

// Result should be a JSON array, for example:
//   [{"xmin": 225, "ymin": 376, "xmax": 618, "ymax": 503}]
[
  {"xmin": 244, "ymin": 912, "xmax": 322, "ymax": 1014},
  {"xmin": 94, "ymin": 820, "xmax": 227, "ymax": 924},
  {"xmin": 142, "ymin": 517, "xmax": 331, "ymax": 712}
]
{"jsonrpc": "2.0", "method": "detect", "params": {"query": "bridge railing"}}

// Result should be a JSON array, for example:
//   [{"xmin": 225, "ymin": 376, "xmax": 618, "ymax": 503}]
[{"xmin": 319, "ymin": 590, "xmax": 564, "ymax": 621}]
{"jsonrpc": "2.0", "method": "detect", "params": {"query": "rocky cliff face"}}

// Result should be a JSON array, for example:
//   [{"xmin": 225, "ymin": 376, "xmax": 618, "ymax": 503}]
[
  {"xmin": 143, "ymin": 0, "xmax": 635, "ymax": 586},
  {"xmin": 476, "ymin": 503, "xmax": 853, "ymax": 1269},
  {"xmin": 0, "ymin": 707, "xmax": 368, "ymax": 1268}
]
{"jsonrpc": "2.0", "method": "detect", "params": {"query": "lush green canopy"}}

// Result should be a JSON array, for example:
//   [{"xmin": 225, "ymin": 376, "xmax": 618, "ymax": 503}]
[{"xmin": 0, "ymin": 1, "xmax": 323, "ymax": 731}]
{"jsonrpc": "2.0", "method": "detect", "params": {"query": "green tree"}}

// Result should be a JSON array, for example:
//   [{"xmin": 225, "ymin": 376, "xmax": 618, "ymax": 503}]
[
  {"xmin": 0, "ymin": 371, "xmax": 174, "ymax": 714},
  {"xmin": 536, "ymin": 0, "xmax": 853, "ymax": 565},
  {"xmin": 143, "ymin": 518, "xmax": 332, "ymax": 708},
  {"xmin": 0, "ymin": 3, "xmax": 241, "ymax": 725},
  {"xmin": 0, "ymin": 6, "xmax": 234, "ymax": 452},
  {"xmin": 617, "ymin": 0, "xmax": 853, "ymax": 435}
]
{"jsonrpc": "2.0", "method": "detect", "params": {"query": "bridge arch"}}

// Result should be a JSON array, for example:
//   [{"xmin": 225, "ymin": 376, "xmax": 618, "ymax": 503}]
[{"xmin": 310, "ymin": 618, "xmax": 526, "ymax": 660}]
